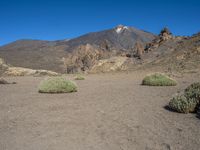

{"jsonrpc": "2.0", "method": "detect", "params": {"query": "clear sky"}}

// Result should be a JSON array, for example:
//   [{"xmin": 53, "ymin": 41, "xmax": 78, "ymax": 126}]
[{"xmin": 0, "ymin": 0, "xmax": 200, "ymax": 46}]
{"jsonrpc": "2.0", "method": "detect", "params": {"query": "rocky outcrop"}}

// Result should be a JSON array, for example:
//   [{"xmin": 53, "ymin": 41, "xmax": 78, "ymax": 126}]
[
  {"xmin": 159, "ymin": 27, "xmax": 173, "ymax": 41},
  {"xmin": 0, "ymin": 58, "xmax": 9, "ymax": 75},
  {"xmin": 64, "ymin": 44, "xmax": 113, "ymax": 73},
  {"xmin": 145, "ymin": 27, "xmax": 173, "ymax": 52},
  {"xmin": 134, "ymin": 41, "xmax": 144, "ymax": 59}
]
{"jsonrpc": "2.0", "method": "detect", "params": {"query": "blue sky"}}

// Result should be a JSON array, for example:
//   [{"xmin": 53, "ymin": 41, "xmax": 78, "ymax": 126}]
[{"xmin": 0, "ymin": 0, "xmax": 200, "ymax": 46}]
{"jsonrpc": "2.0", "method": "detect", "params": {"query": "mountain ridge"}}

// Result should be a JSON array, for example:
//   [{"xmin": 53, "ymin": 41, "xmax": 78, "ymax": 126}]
[
  {"xmin": 1, "ymin": 26, "xmax": 199, "ymax": 74},
  {"xmin": 0, "ymin": 25, "xmax": 156, "ymax": 73}
]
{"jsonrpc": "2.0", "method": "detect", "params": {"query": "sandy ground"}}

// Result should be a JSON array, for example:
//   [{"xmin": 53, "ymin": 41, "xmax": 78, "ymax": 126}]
[{"xmin": 0, "ymin": 71, "xmax": 200, "ymax": 150}]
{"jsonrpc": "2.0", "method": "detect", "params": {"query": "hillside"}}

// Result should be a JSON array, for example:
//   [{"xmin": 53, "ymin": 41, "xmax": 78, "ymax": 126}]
[
  {"xmin": 140, "ymin": 32, "xmax": 200, "ymax": 73},
  {"xmin": 0, "ymin": 40, "xmax": 68, "ymax": 72}
]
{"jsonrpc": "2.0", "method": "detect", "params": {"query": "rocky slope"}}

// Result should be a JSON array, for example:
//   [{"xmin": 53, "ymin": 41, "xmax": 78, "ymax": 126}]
[
  {"xmin": 137, "ymin": 30, "xmax": 200, "ymax": 73},
  {"xmin": 151, "ymin": 32, "xmax": 200, "ymax": 73}
]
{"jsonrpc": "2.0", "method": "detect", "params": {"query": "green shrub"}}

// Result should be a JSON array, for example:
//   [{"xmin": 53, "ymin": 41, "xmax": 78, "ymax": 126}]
[
  {"xmin": 184, "ymin": 82, "xmax": 200, "ymax": 102},
  {"xmin": 169, "ymin": 82, "xmax": 200, "ymax": 113},
  {"xmin": 74, "ymin": 74, "xmax": 85, "ymax": 80},
  {"xmin": 38, "ymin": 77, "xmax": 77, "ymax": 93},
  {"xmin": 169, "ymin": 95, "xmax": 197, "ymax": 113},
  {"xmin": 142, "ymin": 73, "xmax": 177, "ymax": 86}
]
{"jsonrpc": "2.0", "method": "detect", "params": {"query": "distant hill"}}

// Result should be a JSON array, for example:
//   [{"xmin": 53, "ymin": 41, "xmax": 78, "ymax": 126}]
[{"xmin": 0, "ymin": 40, "xmax": 68, "ymax": 72}]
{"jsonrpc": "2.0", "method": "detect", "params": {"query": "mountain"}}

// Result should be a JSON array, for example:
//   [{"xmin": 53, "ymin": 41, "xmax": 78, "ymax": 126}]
[
  {"xmin": 62, "ymin": 25, "xmax": 156, "ymax": 51},
  {"xmin": 0, "ymin": 25, "xmax": 156, "ymax": 73}
]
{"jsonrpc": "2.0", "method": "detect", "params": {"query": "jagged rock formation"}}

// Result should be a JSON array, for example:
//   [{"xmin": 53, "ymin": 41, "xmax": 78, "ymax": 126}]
[
  {"xmin": 64, "ymin": 44, "xmax": 115, "ymax": 73},
  {"xmin": 0, "ymin": 58, "xmax": 9, "ymax": 75},
  {"xmin": 134, "ymin": 41, "xmax": 144, "ymax": 59},
  {"xmin": 145, "ymin": 27, "xmax": 173, "ymax": 52}
]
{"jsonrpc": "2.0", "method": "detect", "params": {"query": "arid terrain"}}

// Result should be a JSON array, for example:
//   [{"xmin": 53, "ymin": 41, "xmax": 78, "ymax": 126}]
[
  {"xmin": 1, "ymin": 0, "xmax": 200, "ymax": 149},
  {"xmin": 0, "ymin": 25, "xmax": 200, "ymax": 150},
  {"xmin": 0, "ymin": 70, "xmax": 200, "ymax": 150}
]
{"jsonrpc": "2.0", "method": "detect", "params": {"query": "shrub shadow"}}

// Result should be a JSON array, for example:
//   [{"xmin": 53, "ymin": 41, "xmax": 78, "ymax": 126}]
[
  {"xmin": 196, "ymin": 112, "xmax": 200, "ymax": 119},
  {"xmin": 164, "ymin": 105, "xmax": 177, "ymax": 113}
]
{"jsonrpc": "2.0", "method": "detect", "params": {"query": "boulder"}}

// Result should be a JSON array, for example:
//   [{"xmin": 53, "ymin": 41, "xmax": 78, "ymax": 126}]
[{"xmin": 0, "ymin": 78, "xmax": 16, "ymax": 84}]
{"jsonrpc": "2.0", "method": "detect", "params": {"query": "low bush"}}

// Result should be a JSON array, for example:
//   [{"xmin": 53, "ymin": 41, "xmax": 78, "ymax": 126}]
[
  {"xmin": 38, "ymin": 77, "xmax": 77, "ymax": 93},
  {"xmin": 142, "ymin": 73, "xmax": 177, "ymax": 86},
  {"xmin": 74, "ymin": 74, "xmax": 85, "ymax": 80},
  {"xmin": 169, "ymin": 95, "xmax": 197, "ymax": 113},
  {"xmin": 169, "ymin": 82, "xmax": 200, "ymax": 113}
]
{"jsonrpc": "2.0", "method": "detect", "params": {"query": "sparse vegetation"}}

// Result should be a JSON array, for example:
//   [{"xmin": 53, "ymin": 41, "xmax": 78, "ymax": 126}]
[
  {"xmin": 169, "ymin": 82, "xmax": 200, "ymax": 113},
  {"xmin": 142, "ymin": 73, "xmax": 177, "ymax": 86},
  {"xmin": 38, "ymin": 77, "xmax": 77, "ymax": 93},
  {"xmin": 74, "ymin": 74, "xmax": 85, "ymax": 80}
]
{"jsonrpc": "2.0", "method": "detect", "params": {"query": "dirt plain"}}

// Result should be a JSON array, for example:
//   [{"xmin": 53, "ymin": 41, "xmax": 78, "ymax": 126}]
[{"xmin": 0, "ymin": 71, "xmax": 200, "ymax": 150}]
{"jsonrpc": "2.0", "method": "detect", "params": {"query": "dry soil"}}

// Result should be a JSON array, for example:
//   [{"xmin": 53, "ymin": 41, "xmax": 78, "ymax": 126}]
[{"xmin": 0, "ymin": 71, "xmax": 200, "ymax": 150}]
